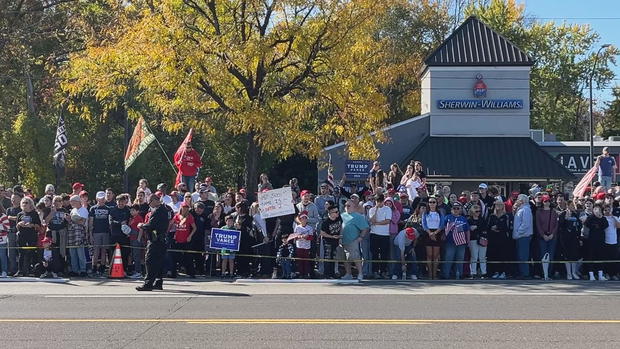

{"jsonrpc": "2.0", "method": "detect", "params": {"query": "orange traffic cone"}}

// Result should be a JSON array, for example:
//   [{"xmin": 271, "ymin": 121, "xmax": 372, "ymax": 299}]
[{"xmin": 109, "ymin": 243, "xmax": 125, "ymax": 279}]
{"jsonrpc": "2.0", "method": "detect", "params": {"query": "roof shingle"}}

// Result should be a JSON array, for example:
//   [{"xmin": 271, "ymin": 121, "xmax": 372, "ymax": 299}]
[
  {"xmin": 424, "ymin": 16, "xmax": 533, "ymax": 67},
  {"xmin": 403, "ymin": 137, "xmax": 574, "ymax": 180}
]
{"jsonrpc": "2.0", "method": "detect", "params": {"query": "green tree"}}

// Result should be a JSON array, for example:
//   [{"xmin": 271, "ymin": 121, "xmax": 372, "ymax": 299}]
[
  {"xmin": 62, "ymin": 0, "xmax": 402, "ymax": 194},
  {"xmin": 465, "ymin": 0, "xmax": 617, "ymax": 140}
]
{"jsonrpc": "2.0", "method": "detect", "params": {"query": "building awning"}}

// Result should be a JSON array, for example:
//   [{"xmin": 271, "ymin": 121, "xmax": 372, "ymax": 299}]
[{"xmin": 403, "ymin": 137, "xmax": 575, "ymax": 181}]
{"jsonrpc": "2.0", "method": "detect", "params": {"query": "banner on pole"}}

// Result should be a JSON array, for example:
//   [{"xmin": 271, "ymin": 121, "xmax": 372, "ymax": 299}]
[
  {"xmin": 53, "ymin": 111, "xmax": 67, "ymax": 179},
  {"xmin": 124, "ymin": 117, "xmax": 156, "ymax": 170},
  {"xmin": 209, "ymin": 228, "xmax": 241, "ymax": 251},
  {"xmin": 258, "ymin": 187, "xmax": 295, "ymax": 219}
]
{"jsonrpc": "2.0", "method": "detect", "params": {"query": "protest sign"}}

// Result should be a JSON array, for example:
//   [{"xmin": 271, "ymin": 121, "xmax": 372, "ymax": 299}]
[
  {"xmin": 258, "ymin": 186, "xmax": 295, "ymax": 219},
  {"xmin": 209, "ymin": 228, "xmax": 241, "ymax": 251}
]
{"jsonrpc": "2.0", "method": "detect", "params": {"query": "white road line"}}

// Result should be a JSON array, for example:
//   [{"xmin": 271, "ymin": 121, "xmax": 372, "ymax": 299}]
[{"xmin": 45, "ymin": 295, "xmax": 232, "ymax": 298}]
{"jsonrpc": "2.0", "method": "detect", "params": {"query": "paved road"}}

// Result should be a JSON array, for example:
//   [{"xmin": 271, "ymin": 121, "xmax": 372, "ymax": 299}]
[{"xmin": 1, "ymin": 279, "xmax": 620, "ymax": 348}]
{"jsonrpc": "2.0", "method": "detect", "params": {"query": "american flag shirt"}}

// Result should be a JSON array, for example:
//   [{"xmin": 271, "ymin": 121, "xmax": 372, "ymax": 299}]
[{"xmin": 445, "ymin": 215, "xmax": 469, "ymax": 246}]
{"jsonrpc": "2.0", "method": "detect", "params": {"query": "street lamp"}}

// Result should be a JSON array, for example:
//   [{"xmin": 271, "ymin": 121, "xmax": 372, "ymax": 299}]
[{"xmin": 589, "ymin": 43, "xmax": 611, "ymax": 168}]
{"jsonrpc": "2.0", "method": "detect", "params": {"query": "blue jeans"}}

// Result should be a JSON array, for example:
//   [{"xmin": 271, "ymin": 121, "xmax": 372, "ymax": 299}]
[
  {"xmin": 0, "ymin": 244, "xmax": 8, "ymax": 273},
  {"xmin": 442, "ymin": 242, "xmax": 466, "ymax": 279},
  {"xmin": 515, "ymin": 236, "xmax": 532, "ymax": 277},
  {"xmin": 182, "ymin": 175, "xmax": 196, "ymax": 192},
  {"xmin": 538, "ymin": 237, "xmax": 557, "ymax": 261},
  {"xmin": 69, "ymin": 246, "xmax": 87, "ymax": 273},
  {"xmin": 393, "ymin": 244, "xmax": 418, "ymax": 277},
  {"xmin": 599, "ymin": 175, "xmax": 613, "ymax": 189},
  {"xmin": 361, "ymin": 234, "xmax": 371, "ymax": 276}
]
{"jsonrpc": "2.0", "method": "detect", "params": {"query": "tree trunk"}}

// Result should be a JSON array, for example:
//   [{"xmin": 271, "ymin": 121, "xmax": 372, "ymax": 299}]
[{"xmin": 244, "ymin": 132, "xmax": 260, "ymax": 202}]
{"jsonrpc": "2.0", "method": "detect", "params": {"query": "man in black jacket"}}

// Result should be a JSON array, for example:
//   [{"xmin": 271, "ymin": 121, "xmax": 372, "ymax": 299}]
[{"xmin": 136, "ymin": 194, "xmax": 169, "ymax": 291}]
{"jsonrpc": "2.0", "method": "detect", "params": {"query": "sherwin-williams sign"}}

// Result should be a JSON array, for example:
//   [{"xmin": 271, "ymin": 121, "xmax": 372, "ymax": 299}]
[{"xmin": 437, "ymin": 99, "xmax": 523, "ymax": 109}]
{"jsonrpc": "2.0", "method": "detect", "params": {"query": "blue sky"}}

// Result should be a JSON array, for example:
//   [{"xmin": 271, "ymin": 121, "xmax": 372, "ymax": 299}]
[{"xmin": 520, "ymin": 0, "xmax": 620, "ymax": 103}]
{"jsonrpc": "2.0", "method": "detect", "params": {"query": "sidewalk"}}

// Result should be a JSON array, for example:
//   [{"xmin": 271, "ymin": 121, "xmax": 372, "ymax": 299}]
[{"xmin": 1, "ymin": 277, "xmax": 620, "ymax": 296}]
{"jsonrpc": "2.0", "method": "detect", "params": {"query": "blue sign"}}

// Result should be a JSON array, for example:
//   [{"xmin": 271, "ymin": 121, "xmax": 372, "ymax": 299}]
[
  {"xmin": 209, "ymin": 228, "xmax": 241, "ymax": 251},
  {"xmin": 345, "ymin": 160, "xmax": 372, "ymax": 180},
  {"xmin": 437, "ymin": 99, "xmax": 523, "ymax": 109}
]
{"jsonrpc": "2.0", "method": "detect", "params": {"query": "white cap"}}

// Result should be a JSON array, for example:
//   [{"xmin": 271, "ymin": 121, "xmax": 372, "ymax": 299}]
[
  {"xmin": 478, "ymin": 183, "xmax": 488, "ymax": 189},
  {"xmin": 96, "ymin": 191, "xmax": 106, "ymax": 199}
]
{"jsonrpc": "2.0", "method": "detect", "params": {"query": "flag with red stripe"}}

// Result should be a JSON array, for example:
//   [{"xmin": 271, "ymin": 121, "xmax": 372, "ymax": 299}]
[
  {"xmin": 173, "ymin": 129, "xmax": 193, "ymax": 187},
  {"xmin": 573, "ymin": 166, "xmax": 598, "ymax": 198}
]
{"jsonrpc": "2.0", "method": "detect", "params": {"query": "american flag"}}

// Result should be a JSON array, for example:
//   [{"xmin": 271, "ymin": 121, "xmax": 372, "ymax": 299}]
[
  {"xmin": 446, "ymin": 219, "xmax": 468, "ymax": 246},
  {"xmin": 573, "ymin": 165, "xmax": 598, "ymax": 198},
  {"xmin": 326, "ymin": 154, "xmax": 335, "ymax": 188}
]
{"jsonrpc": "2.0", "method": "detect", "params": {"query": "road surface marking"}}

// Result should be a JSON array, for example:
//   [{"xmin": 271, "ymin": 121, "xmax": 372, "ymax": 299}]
[
  {"xmin": 0, "ymin": 319, "xmax": 619, "ymax": 324},
  {"xmin": 44, "ymin": 295, "xmax": 230, "ymax": 298}
]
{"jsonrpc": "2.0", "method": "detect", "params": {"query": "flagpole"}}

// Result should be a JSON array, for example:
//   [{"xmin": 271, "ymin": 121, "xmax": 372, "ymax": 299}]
[{"xmin": 143, "ymin": 121, "xmax": 177, "ymax": 174}]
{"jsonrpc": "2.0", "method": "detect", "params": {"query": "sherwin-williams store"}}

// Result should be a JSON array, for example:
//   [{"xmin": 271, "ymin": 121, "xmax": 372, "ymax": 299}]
[{"xmin": 320, "ymin": 16, "xmax": 574, "ymax": 194}]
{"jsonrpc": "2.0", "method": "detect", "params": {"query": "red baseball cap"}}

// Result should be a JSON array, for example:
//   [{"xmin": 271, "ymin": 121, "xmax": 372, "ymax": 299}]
[
  {"xmin": 595, "ymin": 192, "xmax": 606, "ymax": 201},
  {"xmin": 405, "ymin": 227, "xmax": 416, "ymax": 241},
  {"xmin": 79, "ymin": 190, "xmax": 88, "ymax": 196},
  {"xmin": 205, "ymin": 176, "xmax": 213, "ymax": 182},
  {"xmin": 72, "ymin": 182, "xmax": 84, "ymax": 190},
  {"xmin": 300, "ymin": 190, "xmax": 311, "ymax": 197}
]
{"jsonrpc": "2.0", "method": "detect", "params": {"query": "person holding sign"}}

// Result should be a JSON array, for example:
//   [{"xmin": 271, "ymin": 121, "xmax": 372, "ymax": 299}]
[{"xmin": 218, "ymin": 215, "xmax": 237, "ymax": 278}]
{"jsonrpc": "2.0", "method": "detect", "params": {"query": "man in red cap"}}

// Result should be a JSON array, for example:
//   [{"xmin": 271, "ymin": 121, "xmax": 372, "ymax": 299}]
[
  {"xmin": 393, "ymin": 227, "xmax": 418, "ymax": 280},
  {"xmin": 203, "ymin": 176, "xmax": 217, "ymax": 194},
  {"xmin": 71, "ymin": 183, "xmax": 84, "ymax": 197}
]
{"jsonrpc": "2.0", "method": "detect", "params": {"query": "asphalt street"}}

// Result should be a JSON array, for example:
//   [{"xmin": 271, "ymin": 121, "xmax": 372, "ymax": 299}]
[{"xmin": 1, "ymin": 279, "xmax": 620, "ymax": 348}]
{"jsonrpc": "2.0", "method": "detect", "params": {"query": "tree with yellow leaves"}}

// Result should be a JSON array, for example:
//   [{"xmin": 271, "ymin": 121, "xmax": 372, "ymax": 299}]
[{"xmin": 63, "ymin": 0, "xmax": 403, "ymax": 193}]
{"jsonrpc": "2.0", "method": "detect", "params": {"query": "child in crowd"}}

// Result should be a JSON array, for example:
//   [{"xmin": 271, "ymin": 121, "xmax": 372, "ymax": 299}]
[
  {"xmin": 277, "ymin": 233, "xmax": 295, "ymax": 279},
  {"xmin": 38, "ymin": 237, "xmax": 58, "ymax": 278},
  {"xmin": 294, "ymin": 211, "xmax": 314, "ymax": 278},
  {"xmin": 220, "ymin": 215, "xmax": 236, "ymax": 278},
  {"xmin": 128, "ymin": 204, "xmax": 145, "ymax": 279}
]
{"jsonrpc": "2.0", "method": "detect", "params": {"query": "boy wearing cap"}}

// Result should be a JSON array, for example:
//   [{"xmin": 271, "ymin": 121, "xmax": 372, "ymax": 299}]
[
  {"xmin": 393, "ymin": 227, "xmax": 418, "ymax": 280},
  {"xmin": 38, "ymin": 237, "xmax": 58, "ymax": 278},
  {"xmin": 88, "ymin": 191, "xmax": 111, "ymax": 276},
  {"xmin": 293, "ymin": 211, "xmax": 314, "ymax": 278}
]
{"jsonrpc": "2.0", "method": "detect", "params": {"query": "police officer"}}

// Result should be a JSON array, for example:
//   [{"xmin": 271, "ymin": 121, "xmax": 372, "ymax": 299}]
[{"xmin": 136, "ymin": 193, "xmax": 169, "ymax": 291}]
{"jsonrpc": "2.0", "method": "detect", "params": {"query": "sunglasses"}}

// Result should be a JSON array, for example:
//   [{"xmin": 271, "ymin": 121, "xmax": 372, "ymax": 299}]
[
  {"xmin": 474, "ymin": 210, "xmax": 481, "ymax": 213},
  {"xmin": 428, "ymin": 201, "xmax": 437, "ymax": 204}
]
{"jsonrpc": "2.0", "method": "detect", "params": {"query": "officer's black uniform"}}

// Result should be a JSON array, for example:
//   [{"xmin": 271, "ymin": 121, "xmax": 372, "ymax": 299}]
[{"xmin": 136, "ymin": 201, "xmax": 169, "ymax": 291}]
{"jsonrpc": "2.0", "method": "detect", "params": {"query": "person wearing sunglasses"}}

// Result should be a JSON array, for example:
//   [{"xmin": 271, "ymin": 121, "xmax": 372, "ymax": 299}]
[
  {"xmin": 442, "ymin": 203, "xmax": 470, "ymax": 279},
  {"xmin": 422, "ymin": 198, "xmax": 444, "ymax": 279},
  {"xmin": 467, "ymin": 205, "xmax": 488, "ymax": 279}
]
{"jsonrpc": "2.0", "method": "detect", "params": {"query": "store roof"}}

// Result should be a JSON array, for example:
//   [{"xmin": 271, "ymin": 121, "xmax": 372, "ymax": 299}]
[
  {"xmin": 423, "ymin": 16, "xmax": 533, "ymax": 68},
  {"xmin": 403, "ymin": 137, "xmax": 574, "ymax": 180}
]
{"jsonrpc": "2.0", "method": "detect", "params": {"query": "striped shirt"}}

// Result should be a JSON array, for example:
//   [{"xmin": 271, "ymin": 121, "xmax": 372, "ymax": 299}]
[{"xmin": 0, "ymin": 214, "xmax": 9, "ymax": 233}]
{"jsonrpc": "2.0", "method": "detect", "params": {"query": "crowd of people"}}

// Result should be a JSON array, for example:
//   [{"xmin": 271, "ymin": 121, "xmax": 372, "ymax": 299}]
[{"xmin": 0, "ymin": 157, "xmax": 619, "ymax": 283}]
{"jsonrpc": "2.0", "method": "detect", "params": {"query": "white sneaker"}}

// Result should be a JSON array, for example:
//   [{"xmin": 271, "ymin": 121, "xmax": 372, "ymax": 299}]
[
  {"xmin": 598, "ymin": 272, "xmax": 608, "ymax": 281},
  {"xmin": 391, "ymin": 275, "xmax": 398, "ymax": 280},
  {"xmin": 589, "ymin": 272, "xmax": 596, "ymax": 281},
  {"xmin": 357, "ymin": 273, "xmax": 363, "ymax": 281},
  {"xmin": 341, "ymin": 274, "xmax": 353, "ymax": 280},
  {"xmin": 0, "ymin": 272, "xmax": 6, "ymax": 278},
  {"xmin": 572, "ymin": 273, "xmax": 580, "ymax": 280},
  {"xmin": 498, "ymin": 272, "xmax": 506, "ymax": 279},
  {"xmin": 129, "ymin": 272, "xmax": 142, "ymax": 279},
  {"xmin": 567, "ymin": 273, "xmax": 573, "ymax": 280},
  {"xmin": 491, "ymin": 272, "xmax": 500, "ymax": 279},
  {"xmin": 52, "ymin": 273, "xmax": 58, "ymax": 278},
  {"xmin": 410, "ymin": 275, "xmax": 418, "ymax": 280}
]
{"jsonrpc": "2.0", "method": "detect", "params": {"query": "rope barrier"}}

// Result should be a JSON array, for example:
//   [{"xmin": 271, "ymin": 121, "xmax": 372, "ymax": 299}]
[{"xmin": 1, "ymin": 244, "xmax": 619, "ymax": 265}]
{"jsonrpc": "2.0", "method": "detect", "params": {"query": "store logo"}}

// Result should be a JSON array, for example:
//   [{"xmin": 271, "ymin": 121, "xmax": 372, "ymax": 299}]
[{"xmin": 473, "ymin": 74, "xmax": 487, "ymax": 98}]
